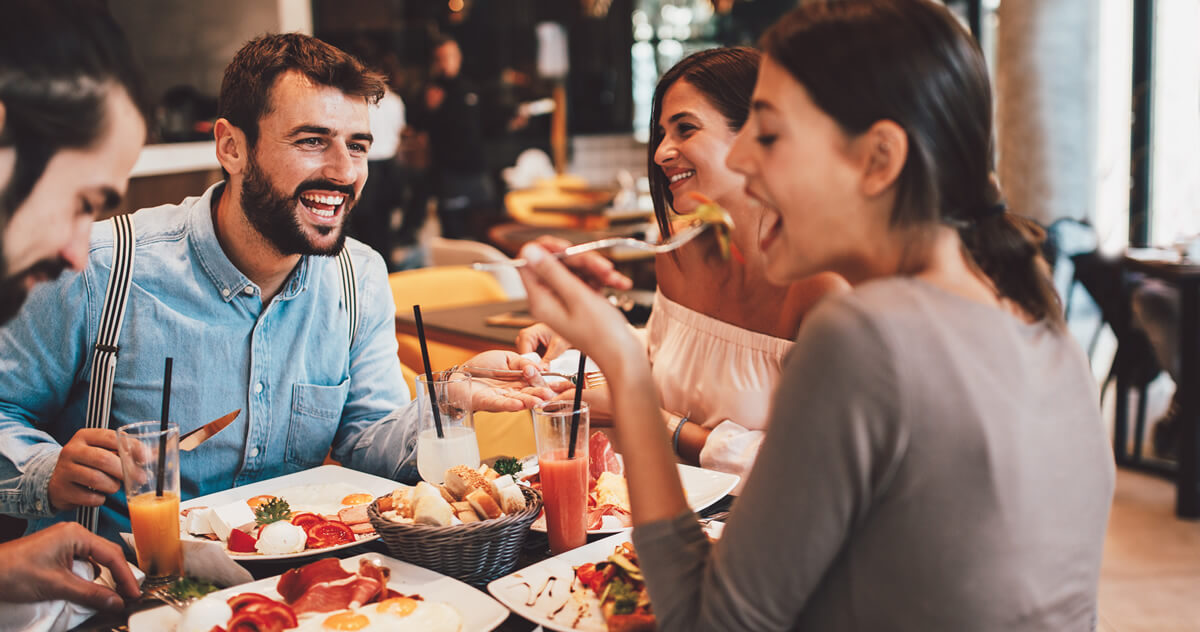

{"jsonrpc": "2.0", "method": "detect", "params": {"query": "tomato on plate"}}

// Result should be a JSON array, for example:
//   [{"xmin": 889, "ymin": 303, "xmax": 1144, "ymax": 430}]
[
  {"xmin": 227, "ymin": 528, "xmax": 258, "ymax": 553},
  {"xmin": 226, "ymin": 611, "xmax": 280, "ymax": 632},
  {"xmin": 227, "ymin": 592, "xmax": 276, "ymax": 613},
  {"xmin": 238, "ymin": 600, "xmax": 297, "ymax": 629},
  {"xmin": 289, "ymin": 512, "xmax": 323, "ymax": 530},
  {"xmin": 305, "ymin": 520, "xmax": 355, "ymax": 548}
]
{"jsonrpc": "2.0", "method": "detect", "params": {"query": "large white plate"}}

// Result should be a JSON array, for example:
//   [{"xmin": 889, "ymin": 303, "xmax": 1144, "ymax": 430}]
[
  {"xmin": 525, "ymin": 462, "xmax": 739, "ymax": 534},
  {"xmin": 180, "ymin": 465, "xmax": 400, "ymax": 561},
  {"xmin": 130, "ymin": 552, "xmax": 510, "ymax": 632}
]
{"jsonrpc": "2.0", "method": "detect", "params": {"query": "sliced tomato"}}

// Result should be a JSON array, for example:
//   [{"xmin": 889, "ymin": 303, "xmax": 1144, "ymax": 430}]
[
  {"xmin": 227, "ymin": 592, "xmax": 276, "ymax": 613},
  {"xmin": 227, "ymin": 528, "xmax": 258, "ymax": 553},
  {"xmin": 304, "ymin": 520, "xmax": 355, "ymax": 548},
  {"xmin": 239, "ymin": 600, "xmax": 297, "ymax": 629},
  {"xmin": 226, "ymin": 611, "xmax": 280, "ymax": 632},
  {"xmin": 288, "ymin": 512, "xmax": 323, "ymax": 530},
  {"xmin": 575, "ymin": 563, "xmax": 598, "ymax": 587},
  {"xmin": 207, "ymin": 626, "xmax": 227, "ymax": 632}
]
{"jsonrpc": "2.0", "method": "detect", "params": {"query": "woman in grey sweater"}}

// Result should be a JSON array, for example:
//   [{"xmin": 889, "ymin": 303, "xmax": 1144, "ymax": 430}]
[{"xmin": 515, "ymin": 0, "xmax": 1114, "ymax": 630}]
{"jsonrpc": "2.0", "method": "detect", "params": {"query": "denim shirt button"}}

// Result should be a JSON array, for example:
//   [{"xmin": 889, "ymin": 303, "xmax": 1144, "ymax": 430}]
[
  {"xmin": 34, "ymin": 499, "xmax": 43, "ymax": 511},
  {"xmin": 254, "ymin": 382, "xmax": 264, "ymax": 394},
  {"xmin": 221, "ymin": 288, "xmax": 231, "ymax": 298},
  {"xmin": 244, "ymin": 286, "xmax": 255, "ymax": 295},
  {"xmin": 249, "ymin": 447, "xmax": 260, "ymax": 458}
]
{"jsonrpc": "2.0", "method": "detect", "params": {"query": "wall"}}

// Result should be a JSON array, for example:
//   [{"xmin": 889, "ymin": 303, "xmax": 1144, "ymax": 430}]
[{"xmin": 108, "ymin": 0, "xmax": 284, "ymax": 104}]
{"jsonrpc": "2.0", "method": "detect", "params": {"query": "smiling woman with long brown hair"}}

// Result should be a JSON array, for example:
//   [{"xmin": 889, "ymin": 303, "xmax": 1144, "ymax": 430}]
[{"xmin": 516, "ymin": 0, "xmax": 1114, "ymax": 629}]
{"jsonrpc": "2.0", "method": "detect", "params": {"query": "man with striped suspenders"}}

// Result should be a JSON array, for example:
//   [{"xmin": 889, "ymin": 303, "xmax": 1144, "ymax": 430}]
[{"xmin": 0, "ymin": 34, "xmax": 557, "ymax": 544}]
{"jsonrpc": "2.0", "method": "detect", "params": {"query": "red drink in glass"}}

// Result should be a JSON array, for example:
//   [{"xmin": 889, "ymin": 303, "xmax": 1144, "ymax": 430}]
[{"xmin": 539, "ymin": 449, "xmax": 589, "ymax": 554}]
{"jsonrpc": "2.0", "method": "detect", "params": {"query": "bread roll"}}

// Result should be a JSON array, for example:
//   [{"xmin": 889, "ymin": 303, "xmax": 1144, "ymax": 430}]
[
  {"xmin": 450, "ymin": 501, "xmax": 472, "ymax": 514},
  {"xmin": 499, "ymin": 484, "xmax": 527, "ymax": 514},
  {"xmin": 457, "ymin": 508, "xmax": 480, "ymax": 523},
  {"xmin": 444, "ymin": 465, "xmax": 491, "ymax": 501},
  {"xmin": 376, "ymin": 495, "xmax": 394, "ymax": 512},
  {"xmin": 413, "ymin": 494, "xmax": 454, "ymax": 526},
  {"xmin": 438, "ymin": 484, "xmax": 457, "ymax": 504},
  {"xmin": 412, "ymin": 482, "xmax": 442, "ymax": 504},
  {"xmin": 466, "ymin": 488, "xmax": 502, "ymax": 520},
  {"xmin": 480, "ymin": 465, "xmax": 500, "ymax": 481}
]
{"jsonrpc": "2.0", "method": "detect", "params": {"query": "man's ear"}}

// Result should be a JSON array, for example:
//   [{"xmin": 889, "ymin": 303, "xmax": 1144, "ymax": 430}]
[
  {"xmin": 213, "ymin": 118, "xmax": 248, "ymax": 177},
  {"xmin": 858, "ymin": 119, "xmax": 907, "ymax": 199}
]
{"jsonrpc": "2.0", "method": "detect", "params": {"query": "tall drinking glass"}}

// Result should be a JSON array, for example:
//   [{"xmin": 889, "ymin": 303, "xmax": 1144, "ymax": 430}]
[
  {"xmin": 532, "ymin": 401, "xmax": 589, "ymax": 555},
  {"xmin": 116, "ymin": 421, "xmax": 183, "ymax": 589},
  {"xmin": 415, "ymin": 371, "xmax": 479, "ymax": 484}
]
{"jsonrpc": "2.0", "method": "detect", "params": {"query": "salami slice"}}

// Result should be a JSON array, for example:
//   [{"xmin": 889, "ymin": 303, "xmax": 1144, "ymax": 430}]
[{"xmin": 589, "ymin": 431, "xmax": 622, "ymax": 481}]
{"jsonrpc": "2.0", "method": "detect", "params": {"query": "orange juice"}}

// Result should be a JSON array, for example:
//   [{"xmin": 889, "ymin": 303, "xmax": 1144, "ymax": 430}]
[
  {"xmin": 539, "ymin": 450, "xmax": 589, "ymax": 554},
  {"xmin": 128, "ymin": 491, "xmax": 183, "ymax": 579}
]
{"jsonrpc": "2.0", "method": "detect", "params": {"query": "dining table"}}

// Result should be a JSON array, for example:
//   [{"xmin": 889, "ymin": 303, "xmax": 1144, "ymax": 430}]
[
  {"xmin": 1122, "ymin": 252, "xmax": 1200, "ymax": 519},
  {"xmin": 71, "ymin": 496, "xmax": 735, "ymax": 632}
]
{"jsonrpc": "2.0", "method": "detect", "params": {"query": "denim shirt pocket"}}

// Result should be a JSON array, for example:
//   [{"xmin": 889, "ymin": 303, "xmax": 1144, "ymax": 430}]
[{"xmin": 285, "ymin": 379, "xmax": 350, "ymax": 468}]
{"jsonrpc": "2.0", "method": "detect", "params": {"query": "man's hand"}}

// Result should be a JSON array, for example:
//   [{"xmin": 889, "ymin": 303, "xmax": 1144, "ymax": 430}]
[
  {"xmin": 0, "ymin": 522, "xmax": 140, "ymax": 611},
  {"xmin": 531, "ymin": 236, "xmax": 633, "ymax": 292},
  {"xmin": 47, "ymin": 428, "xmax": 123, "ymax": 512},
  {"xmin": 515, "ymin": 323, "xmax": 571, "ymax": 362},
  {"xmin": 459, "ymin": 350, "xmax": 571, "ymax": 412}
]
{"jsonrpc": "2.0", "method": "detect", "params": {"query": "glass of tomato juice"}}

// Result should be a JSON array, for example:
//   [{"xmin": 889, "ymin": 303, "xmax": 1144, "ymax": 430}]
[{"xmin": 532, "ymin": 401, "xmax": 589, "ymax": 555}]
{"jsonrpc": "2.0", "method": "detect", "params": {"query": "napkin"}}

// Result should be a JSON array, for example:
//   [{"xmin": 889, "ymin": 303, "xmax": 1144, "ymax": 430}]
[
  {"xmin": 0, "ymin": 559, "xmax": 144, "ymax": 632},
  {"xmin": 522, "ymin": 350, "xmax": 600, "ymax": 387},
  {"xmin": 119, "ymin": 533, "xmax": 254, "ymax": 587}
]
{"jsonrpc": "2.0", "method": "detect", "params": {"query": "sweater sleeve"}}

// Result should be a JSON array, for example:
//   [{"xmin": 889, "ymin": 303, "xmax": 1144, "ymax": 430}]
[{"xmin": 632, "ymin": 294, "xmax": 909, "ymax": 631}]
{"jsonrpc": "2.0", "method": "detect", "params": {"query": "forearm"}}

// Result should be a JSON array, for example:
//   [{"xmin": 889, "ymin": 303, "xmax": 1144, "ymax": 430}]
[
  {"xmin": 674, "ymin": 421, "xmax": 712, "ymax": 467},
  {"xmin": 338, "ymin": 404, "xmax": 421, "ymax": 484},
  {"xmin": 608, "ymin": 359, "xmax": 689, "ymax": 526},
  {"xmin": 0, "ymin": 444, "xmax": 61, "ymax": 517}
]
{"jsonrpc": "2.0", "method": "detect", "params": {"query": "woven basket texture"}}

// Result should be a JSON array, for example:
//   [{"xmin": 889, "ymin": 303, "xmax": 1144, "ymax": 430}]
[{"xmin": 367, "ymin": 486, "xmax": 542, "ymax": 586}]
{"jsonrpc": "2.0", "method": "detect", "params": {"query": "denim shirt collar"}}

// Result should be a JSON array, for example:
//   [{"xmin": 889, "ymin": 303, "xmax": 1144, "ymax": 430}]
[{"xmin": 187, "ymin": 182, "xmax": 311, "ymax": 303}]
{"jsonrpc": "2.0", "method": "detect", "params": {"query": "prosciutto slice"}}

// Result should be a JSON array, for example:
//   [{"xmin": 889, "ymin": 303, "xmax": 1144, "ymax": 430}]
[
  {"xmin": 290, "ymin": 577, "xmax": 382, "ymax": 615},
  {"xmin": 276, "ymin": 558, "xmax": 351, "ymax": 603},
  {"xmin": 589, "ymin": 431, "xmax": 622, "ymax": 481},
  {"xmin": 276, "ymin": 557, "xmax": 392, "ymax": 615}
]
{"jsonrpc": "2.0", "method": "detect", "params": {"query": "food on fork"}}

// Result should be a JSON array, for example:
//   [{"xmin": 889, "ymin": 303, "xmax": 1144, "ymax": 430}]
[{"xmin": 674, "ymin": 192, "xmax": 738, "ymax": 262}]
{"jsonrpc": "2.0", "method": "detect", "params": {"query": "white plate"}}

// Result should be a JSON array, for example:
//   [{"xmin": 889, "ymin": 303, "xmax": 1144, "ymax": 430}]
[
  {"xmin": 129, "ymin": 552, "xmax": 510, "ymax": 632},
  {"xmin": 524, "ymin": 462, "xmax": 739, "ymax": 534},
  {"xmin": 180, "ymin": 465, "xmax": 400, "ymax": 561}
]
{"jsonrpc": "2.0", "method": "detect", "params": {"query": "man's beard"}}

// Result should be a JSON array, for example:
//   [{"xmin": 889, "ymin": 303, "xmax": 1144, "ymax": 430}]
[
  {"xmin": 239, "ymin": 152, "xmax": 356, "ymax": 257},
  {"xmin": 0, "ymin": 257, "xmax": 69, "ymax": 324}
]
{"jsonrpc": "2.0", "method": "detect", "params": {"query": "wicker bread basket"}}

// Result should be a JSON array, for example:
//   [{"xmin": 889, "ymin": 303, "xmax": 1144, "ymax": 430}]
[{"xmin": 367, "ymin": 485, "xmax": 542, "ymax": 586}]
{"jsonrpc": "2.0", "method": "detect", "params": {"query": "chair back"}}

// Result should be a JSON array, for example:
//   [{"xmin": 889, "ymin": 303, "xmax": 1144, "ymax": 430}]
[{"xmin": 388, "ymin": 266, "xmax": 509, "ymax": 371}]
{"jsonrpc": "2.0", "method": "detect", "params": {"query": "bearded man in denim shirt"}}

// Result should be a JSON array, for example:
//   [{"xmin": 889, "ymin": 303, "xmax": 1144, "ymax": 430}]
[{"xmin": 0, "ymin": 33, "xmax": 620, "ymax": 543}]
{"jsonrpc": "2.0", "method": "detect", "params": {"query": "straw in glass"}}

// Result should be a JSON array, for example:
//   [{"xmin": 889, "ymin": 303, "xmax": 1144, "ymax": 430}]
[
  {"xmin": 157, "ymin": 357, "xmax": 172, "ymax": 497},
  {"xmin": 568, "ymin": 353, "xmax": 586, "ymax": 458},
  {"xmin": 412, "ymin": 305, "xmax": 444, "ymax": 438}
]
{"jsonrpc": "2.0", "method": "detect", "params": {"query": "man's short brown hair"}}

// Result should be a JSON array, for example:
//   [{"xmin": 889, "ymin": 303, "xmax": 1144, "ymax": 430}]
[{"xmin": 218, "ymin": 33, "xmax": 385, "ymax": 148}]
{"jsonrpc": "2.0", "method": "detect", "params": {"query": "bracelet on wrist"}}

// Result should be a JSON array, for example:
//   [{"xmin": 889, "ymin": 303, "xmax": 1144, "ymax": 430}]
[{"xmin": 672, "ymin": 415, "xmax": 691, "ymax": 456}]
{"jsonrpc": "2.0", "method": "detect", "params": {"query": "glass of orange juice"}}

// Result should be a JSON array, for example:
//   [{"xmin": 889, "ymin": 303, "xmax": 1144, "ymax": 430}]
[
  {"xmin": 116, "ymin": 421, "xmax": 183, "ymax": 589},
  {"xmin": 532, "ymin": 401, "xmax": 590, "ymax": 555}
]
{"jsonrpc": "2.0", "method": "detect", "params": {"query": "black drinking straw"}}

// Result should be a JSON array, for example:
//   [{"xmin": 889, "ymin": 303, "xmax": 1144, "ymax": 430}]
[
  {"xmin": 157, "ymin": 357, "xmax": 173, "ymax": 497},
  {"xmin": 567, "ymin": 353, "xmax": 587, "ymax": 458},
  {"xmin": 412, "ymin": 305, "xmax": 444, "ymax": 438}
]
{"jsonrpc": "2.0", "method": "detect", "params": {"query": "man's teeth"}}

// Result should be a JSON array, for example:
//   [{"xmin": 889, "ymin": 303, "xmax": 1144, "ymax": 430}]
[
  {"xmin": 301, "ymin": 193, "xmax": 346, "ymax": 205},
  {"xmin": 669, "ymin": 170, "xmax": 695, "ymax": 184}
]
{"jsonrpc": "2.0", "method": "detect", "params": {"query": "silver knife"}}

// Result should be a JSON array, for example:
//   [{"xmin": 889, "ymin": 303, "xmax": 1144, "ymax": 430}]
[{"xmin": 179, "ymin": 409, "xmax": 240, "ymax": 451}]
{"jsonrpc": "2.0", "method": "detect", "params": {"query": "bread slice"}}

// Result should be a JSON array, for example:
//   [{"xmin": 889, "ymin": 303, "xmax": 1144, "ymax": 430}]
[
  {"xmin": 465, "ymin": 488, "xmax": 502, "ymax": 520},
  {"xmin": 444, "ymin": 465, "xmax": 492, "ymax": 501},
  {"xmin": 499, "ymin": 484, "xmax": 527, "ymax": 514},
  {"xmin": 413, "ymin": 494, "xmax": 454, "ymax": 526}
]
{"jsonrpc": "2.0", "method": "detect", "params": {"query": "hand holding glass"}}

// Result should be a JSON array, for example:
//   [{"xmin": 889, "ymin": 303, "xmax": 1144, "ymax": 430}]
[{"xmin": 116, "ymin": 421, "xmax": 183, "ymax": 588}]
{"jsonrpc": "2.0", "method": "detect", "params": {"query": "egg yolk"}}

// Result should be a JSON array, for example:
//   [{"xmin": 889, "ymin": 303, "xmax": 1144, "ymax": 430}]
[
  {"xmin": 246, "ymin": 495, "xmax": 277, "ymax": 509},
  {"xmin": 322, "ymin": 611, "xmax": 370, "ymax": 630},
  {"xmin": 375, "ymin": 596, "xmax": 418, "ymax": 616},
  {"xmin": 341, "ymin": 493, "xmax": 374, "ymax": 506}
]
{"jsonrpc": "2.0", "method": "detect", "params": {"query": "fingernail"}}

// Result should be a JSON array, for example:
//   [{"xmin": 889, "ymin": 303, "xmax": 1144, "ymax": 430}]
[
  {"xmin": 524, "ymin": 366, "xmax": 537, "ymax": 378},
  {"xmin": 524, "ymin": 244, "xmax": 547, "ymax": 264}
]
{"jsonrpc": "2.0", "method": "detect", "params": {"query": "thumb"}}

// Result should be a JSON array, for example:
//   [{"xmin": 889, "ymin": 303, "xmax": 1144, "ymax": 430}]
[{"xmin": 51, "ymin": 574, "xmax": 126, "ymax": 612}]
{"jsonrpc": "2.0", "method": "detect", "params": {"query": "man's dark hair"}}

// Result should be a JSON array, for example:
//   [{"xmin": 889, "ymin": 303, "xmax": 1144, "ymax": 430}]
[
  {"xmin": 0, "ymin": 0, "xmax": 147, "ymax": 220},
  {"xmin": 218, "ymin": 33, "xmax": 386, "ymax": 153}
]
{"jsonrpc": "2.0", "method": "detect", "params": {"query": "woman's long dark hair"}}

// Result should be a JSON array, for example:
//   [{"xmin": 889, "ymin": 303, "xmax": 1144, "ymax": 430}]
[
  {"xmin": 761, "ymin": 0, "xmax": 1062, "ymax": 326},
  {"xmin": 648, "ymin": 47, "xmax": 760, "ymax": 241}
]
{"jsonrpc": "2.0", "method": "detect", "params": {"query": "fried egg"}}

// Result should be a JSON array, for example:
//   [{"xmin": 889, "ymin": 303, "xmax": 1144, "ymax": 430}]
[
  {"xmin": 292, "ymin": 597, "xmax": 462, "ymax": 632},
  {"xmin": 272, "ymin": 483, "xmax": 374, "ymax": 517}
]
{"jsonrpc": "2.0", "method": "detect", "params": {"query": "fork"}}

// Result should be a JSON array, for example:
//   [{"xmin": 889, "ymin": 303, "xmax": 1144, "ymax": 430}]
[
  {"xmin": 473, "ymin": 222, "xmax": 711, "ymax": 271},
  {"xmin": 471, "ymin": 368, "xmax": 606, "ymax": 389},
  {"xmin": 144, "ymin": 584, "xmax": 196, "ymax": 612}
]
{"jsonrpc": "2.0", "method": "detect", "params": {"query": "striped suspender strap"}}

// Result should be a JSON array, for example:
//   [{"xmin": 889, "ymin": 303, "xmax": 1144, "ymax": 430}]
[
  {"xmin": 337, "ymin": 248, "xmax": 358, "ymax": 344},
  {"xmin": 77, "ymin": 214, "xmax": 136, "ymax": 533}
]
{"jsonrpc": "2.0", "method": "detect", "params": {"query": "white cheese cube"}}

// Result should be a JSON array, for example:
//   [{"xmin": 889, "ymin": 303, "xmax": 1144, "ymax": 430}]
[
  {"xmin": 207, "ymin": 501, "xmax": 256, "ymax": 542},
  {"xmin": 183, "ymin": 507, "xmax": 214, "ymax": 535}
]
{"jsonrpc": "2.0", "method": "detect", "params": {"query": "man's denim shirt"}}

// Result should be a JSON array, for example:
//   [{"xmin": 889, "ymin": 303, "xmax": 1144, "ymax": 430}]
[{"xmin": 0, "ymin": 183, "xmax": 420, "ymax": 541}]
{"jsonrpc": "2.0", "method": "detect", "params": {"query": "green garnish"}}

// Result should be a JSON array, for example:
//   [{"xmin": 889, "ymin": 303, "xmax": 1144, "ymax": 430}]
[
  {"xmin": 165, "ymin": 576, "xmax": 218, "ymax": 602},
  {"xmin": 607, "ymin": 578, "xmax": 639, "ymax": 615},
  {"xmin": 254, "ymin": 497, "xmax": 292, "ymax": 526},
  {"xmin": 493, "ymin": 457, "xmax": 523, "ymax": 477}
]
